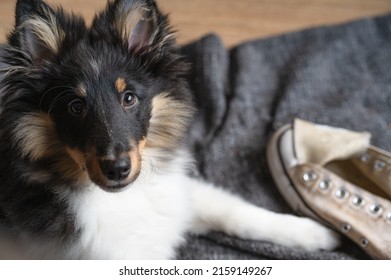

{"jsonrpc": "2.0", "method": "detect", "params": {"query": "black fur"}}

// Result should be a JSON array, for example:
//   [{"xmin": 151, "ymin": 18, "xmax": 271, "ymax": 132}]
[{"xmin": 0, "ymin": 0, "xmax": 192, "ymax": 248}]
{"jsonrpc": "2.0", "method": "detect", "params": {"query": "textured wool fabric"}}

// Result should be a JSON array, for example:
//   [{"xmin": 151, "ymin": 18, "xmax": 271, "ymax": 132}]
[{"xmin": 177, "ymin": 14, "xmax": 391, "ymax": 260}]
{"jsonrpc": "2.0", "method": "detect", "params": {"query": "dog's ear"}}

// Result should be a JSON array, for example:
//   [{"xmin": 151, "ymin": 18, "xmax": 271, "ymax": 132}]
[
  {"xmin": 92, "ymin": 0, "xmax": 175, "ymax": 54},
  {"xmin": 12, "ymin": 0, "xmax": 64, "ymax": 63}
]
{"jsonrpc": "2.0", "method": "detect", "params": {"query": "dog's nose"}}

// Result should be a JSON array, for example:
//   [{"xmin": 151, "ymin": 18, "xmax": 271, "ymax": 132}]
[{"xmin": 99, "ymin": 157, "xmax": 131, "ymax": 181}]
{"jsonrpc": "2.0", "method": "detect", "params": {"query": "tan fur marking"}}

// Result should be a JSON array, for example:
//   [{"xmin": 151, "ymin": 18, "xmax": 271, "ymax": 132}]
[
  {"xmin": 53, "ymin": 157, "xmax": 89, "ymax": 185},
  {"xmin": 115, "ymin": 78, "xmax": 127, "ymax": 93},
  {"xmin": 66, "ymin": 147, "xmax": 87, "ymax": 170},
  {"xmin": 13, "ymin": 113, "xmax": 60, "ymax": 160},
  {"xmin": 138, "ymin": 138, "xmax": 147, "ymax": 153},
  {"xmin": 13, "ymin": 113, "xmax": 88, "ymax": 183},
  {"xmin": 22, "ymin": 8, "xmax": 65, "ymax": 54},
  {"xmin": 129, "ymin": 142, "xmax": 142, "ymax": 181},
  {"xmin": 147, "ymin": 93, "xmax": 194, "ymax": 149},
  {"xmin": 86, "ymin": 155, "xmax": 108, "ymax": 187},
  {"xmin": 76, "ymin": 84, "xmax": 87, "ymax": 97}
]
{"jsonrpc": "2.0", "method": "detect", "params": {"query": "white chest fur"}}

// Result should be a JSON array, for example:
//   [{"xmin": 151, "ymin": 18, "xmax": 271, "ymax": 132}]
[{"xmin": 66, "ymin": 171, "xmax": 193, "ymax": 259}]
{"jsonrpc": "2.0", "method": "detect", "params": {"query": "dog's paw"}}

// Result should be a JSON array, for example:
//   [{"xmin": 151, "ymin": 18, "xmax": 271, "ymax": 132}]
[{"xmin": 288, "ymin": 217, "xmax": 341, "ymax": 252}]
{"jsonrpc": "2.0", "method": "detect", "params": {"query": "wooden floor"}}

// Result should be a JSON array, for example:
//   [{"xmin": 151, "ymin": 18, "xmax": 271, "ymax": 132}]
[{"xmin": 1, "ymin": 0, "xmax": 391, "ymax": 47}]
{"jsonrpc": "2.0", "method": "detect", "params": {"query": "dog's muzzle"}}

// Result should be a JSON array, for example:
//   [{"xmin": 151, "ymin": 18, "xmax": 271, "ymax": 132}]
[{"xmin": 80, "ymin": 140, "xmax": 145, "ymax": 191}]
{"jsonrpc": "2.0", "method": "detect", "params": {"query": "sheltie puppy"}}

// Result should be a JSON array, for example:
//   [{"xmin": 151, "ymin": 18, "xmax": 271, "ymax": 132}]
[{"xmin": 0, "ymin": 0, "xmax": 339, "ymax": 259}]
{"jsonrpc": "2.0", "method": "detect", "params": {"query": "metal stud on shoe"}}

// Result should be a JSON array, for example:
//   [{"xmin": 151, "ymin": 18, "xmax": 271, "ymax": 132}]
[
  {"xmin": 341, "ymin": 223, "xmax": 352, "ymax": 233},
  {"xmin": 351, "ymin": 195, "xmax": 365, "ymax": 207},
  {"xmin": 318, "ymin": 179, "xmax": 331, "ymax": 191},
  {"xmin": 335, "ymin": 187, "xmax": 349, "ymax": 199},
  {"xmin": 302, "ymin": 170, "xmax": 317, "ymax": 183},
  {"xmin": 374, "ymin": 160, "xmax": 386, "ymax": 171},
  {"xmin": 360, "ymin": 153, "xmax": 370, "ymax": 163},
  {"xmin": 360, "ymin": 238, "xmax": 369, "ymax": 248},
  {"xmin": 369, "ymin": 204, "xmax": 383, "ymax": 215}
]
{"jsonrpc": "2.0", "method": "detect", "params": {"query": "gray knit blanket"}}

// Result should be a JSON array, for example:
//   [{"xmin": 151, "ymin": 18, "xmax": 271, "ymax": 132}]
[{"xmin": 178, "ymin": 14, "xmax": 391, "ymax": 260}]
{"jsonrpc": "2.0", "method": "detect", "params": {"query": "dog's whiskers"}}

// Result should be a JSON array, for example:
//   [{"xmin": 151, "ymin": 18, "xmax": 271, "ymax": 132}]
[
  {"xmin": 47, "ymin": 91, "xmax": 78, "ymax": 114},
  {"xmin": 39, "ymin": 86, "xmax": 75, "ymax": 112}
]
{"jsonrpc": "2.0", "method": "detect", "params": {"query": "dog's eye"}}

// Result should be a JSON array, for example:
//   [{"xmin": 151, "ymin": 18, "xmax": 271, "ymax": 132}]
[
  {"xmin": 68, "ymin": 99, "xmax": 85, "ymax": 116},
  {"xmin": 122, "ymin": 91, "xmax": 138, "ymax": 108}
]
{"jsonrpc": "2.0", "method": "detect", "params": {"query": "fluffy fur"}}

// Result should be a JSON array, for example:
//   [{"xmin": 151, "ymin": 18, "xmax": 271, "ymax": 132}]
[{"xmin": 0, "ymin": 0, "xmax": 340, "ymax": 259}]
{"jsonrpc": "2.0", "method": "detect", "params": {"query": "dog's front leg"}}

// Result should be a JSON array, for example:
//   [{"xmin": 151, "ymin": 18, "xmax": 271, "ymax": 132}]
[{"xmin": 185, "ymin": 177, "xmax": 340, "ymax": 252}]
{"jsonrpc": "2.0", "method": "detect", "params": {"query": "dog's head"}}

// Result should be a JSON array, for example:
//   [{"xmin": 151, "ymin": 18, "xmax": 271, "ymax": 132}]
[{"xmin": 2, "ymin": 0, "xmax": 194, "ymax": 191}]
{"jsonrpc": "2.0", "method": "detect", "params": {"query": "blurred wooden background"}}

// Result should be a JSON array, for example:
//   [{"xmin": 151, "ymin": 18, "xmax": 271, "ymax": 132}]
[{"xmin": 1, "ymin": 0, "xmax": 390, "ymax": 47}]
